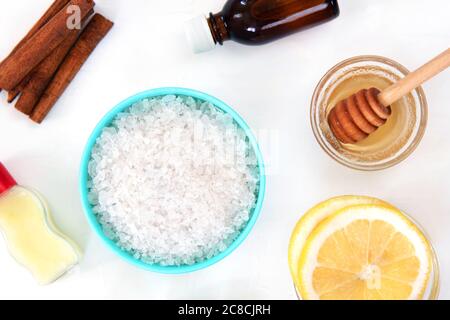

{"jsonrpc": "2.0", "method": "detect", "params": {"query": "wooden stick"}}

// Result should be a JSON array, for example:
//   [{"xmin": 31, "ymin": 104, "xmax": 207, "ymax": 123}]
[
  {"xmin": 0, "ymin": 0, "xmax": 94, "ymax": 91},
  {"xmin": 30, "ymin": 14, "xmax": 113, "ymax": 123},
  {"xmin": 378, "ymin": 48, "xmax": 450, "ymax": 106},
  {"xmin": 0, "ymin": 0, "xmax": 70, "ymax": 94}
]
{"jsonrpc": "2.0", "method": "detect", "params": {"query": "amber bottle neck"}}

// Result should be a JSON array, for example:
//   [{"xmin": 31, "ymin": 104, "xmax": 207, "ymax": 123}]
[{"xmin": 207, "ymin": 13, "xmax": 230, "ymax": 45}]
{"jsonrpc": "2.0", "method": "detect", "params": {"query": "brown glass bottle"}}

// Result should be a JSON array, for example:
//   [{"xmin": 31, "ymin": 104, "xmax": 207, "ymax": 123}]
[{"xmin": 185, "ymin": 0, "xmax": 339, "ymax": 52}]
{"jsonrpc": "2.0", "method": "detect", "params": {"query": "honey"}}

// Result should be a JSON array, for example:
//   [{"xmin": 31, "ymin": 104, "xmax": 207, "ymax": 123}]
[
  {"xmin": 311, "ymin": 56, "xmax": 428, "ymax": 170},
  {"xmin": 326, "ymin": 68, "xmax": 416, "ymax": 158}
]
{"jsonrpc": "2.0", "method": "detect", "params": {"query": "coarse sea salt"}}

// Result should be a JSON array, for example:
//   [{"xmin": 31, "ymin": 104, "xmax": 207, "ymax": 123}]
[{"xmin": 87, "ymin": 95, "xmax": 259, "ymax": 266}]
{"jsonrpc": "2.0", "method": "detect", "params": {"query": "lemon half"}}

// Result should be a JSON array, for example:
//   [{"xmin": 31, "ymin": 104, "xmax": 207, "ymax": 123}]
[
  {"xmin": 297, "ymin": 204, "xmax": 432, "ymax": 300},
  {"xmin": 288, "ymin": 196, "xmax": 390, "ymax": 288}
]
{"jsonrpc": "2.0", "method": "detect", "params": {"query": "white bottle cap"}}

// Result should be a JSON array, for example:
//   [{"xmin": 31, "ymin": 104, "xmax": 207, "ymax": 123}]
[{"xmin": 184, "ymin": 15, "xmax": 216, "ymax": 53}]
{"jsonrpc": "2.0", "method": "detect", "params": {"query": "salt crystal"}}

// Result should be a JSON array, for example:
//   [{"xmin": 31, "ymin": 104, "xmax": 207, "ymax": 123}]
[{"xmin": 88, "ymin": 95, "xmax": 259, "ymax": 266}]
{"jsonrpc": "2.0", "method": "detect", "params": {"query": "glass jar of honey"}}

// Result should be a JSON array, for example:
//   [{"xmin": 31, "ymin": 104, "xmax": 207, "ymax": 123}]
[{"xmin": 311, "ymin": 55, "xmax": 428, "ymax": 171}]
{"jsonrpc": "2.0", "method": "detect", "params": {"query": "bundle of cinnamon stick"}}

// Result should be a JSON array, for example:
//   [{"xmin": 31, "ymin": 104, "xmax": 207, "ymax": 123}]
[{"xmin": 0, "ymin": 0, "xmax": 113, "ymax": 123}]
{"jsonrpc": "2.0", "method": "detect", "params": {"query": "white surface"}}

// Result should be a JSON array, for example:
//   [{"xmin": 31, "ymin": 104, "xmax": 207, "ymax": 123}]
[{"xmin": 0, "ymin": 0, "xmax": 449, "ymax": 300}]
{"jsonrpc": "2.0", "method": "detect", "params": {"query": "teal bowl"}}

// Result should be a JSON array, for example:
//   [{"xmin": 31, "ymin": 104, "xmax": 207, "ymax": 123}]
[{"xmin": 79, "ymin": 87, "xmax": 266, "ymax": 274}]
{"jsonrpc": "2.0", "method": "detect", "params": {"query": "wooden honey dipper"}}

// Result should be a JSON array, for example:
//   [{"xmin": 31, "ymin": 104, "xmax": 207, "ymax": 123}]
[{"xmin": 328, "ymin": 48, "xmax": 450, "ymax": 144}]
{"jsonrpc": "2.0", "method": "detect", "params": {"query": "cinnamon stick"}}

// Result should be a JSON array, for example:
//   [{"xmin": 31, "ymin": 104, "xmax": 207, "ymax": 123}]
[
  {"xmin": 5, "ymin": 0, "xmax": 71, "ymax": 59},
  {"xmin": 0, "ymin": 0, "xmax": 70, "ymax": 94},
  {"xmin": 30, "ymin": 14, "xmax": 113, "ymax": 123},
  {"xmin": 7, "ymin": 86, "xmax": 22, "ymax": 103},
  {"xmin": 15, "ymin": 31, "xmax": 81, "ymax": 115},
  {"xmin": 7, "ymin": 6, "xmax": 95, "ymax": 104},
  {"xmin": 14, "ymin": 11, "xmax": 93, "ymax": 114},
  {"xmin": 0, "ymin": 0, "xmax": 94, "ymax": 91}
]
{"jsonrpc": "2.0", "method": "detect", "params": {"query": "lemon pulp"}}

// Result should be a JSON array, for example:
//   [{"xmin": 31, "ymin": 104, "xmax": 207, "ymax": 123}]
[{"xmin": 296, "ymin": 204, "xmax": 431, "ymax": 300}]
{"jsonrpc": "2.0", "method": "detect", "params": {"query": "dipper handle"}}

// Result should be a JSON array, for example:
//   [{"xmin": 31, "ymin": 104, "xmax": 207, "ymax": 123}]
[{"xmin": 378, "ymin": 48, "xmax": 450, "ymax": 107}]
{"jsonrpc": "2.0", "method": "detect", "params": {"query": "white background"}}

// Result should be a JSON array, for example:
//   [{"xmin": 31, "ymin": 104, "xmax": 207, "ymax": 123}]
[{"xmin": 0, "ymin": 0, "xmax": 449, "ymax": 300}]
